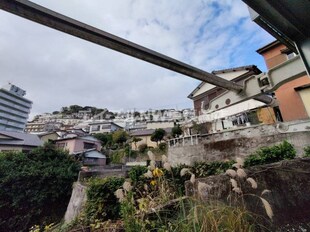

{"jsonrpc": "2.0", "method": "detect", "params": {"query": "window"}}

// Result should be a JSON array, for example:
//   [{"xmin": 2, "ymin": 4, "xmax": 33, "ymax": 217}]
[
  {"xmin": 57, "ymin": 143, "xmax": 66, "ymax": 148},
  {"xmin": 92, "ymin": 125, "xmax": 100, "ymax": 131},
  {"xmin": 101, "ymin": 124, "xmax": 111, "ymax": 130},
  {"xmin": 84, "ymin": 142, "xmax": 96, "ymax": 149}
]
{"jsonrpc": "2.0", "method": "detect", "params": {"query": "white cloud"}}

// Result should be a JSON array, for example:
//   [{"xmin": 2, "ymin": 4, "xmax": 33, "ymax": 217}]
[{"xmin": 0, "ymin": 0, "xmax": 274, "ymax": 119}]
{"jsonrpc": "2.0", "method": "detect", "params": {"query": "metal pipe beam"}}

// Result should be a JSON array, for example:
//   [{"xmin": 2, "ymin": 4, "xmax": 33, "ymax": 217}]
[{"xmin": 0, "ymin": 0, "xmax": 244, "ymax": 91}]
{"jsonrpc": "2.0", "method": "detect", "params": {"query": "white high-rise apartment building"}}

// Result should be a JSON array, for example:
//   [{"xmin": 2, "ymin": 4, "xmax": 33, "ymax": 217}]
[{"xmin": 0, "ymin": 83, "xmax": 32, "ymax": 132}]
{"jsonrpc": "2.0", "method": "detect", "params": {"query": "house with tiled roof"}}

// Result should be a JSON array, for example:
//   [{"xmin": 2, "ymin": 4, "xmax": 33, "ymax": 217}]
[
  {"xmin": 54, "ymin": 135, "xmax": 102, "ymax": 155},
  {"xmin": 130, "ymin": 128, "xmax": 172, "ymax": 150},
  {"xmin": 0, "ymin": 131, "xmax": 43, "ymax": 152},
  {"xmin": 188, "ymin": 65, "xmax": 277, "ymax": 133}
]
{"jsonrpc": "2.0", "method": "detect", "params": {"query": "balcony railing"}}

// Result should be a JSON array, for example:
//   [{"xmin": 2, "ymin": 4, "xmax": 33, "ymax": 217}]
[{"xmin": 168, "ymin": 134, "xmax": 200, "ymax": 147}]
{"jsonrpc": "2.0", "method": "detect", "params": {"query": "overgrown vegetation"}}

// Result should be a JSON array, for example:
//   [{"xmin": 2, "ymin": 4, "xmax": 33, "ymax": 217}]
[
  {"xmin": 59, "ymin": 141, "xmax": 298, "ymax": 231},
  {"xmin": 171, "ymin": 124, "xmax": 183, "ymax": 138},
  {"xmin": 84, "ymin": 177, "xmax": 125, "ymax": 223},
  {"xmin": 128, "ymin": 165, "xmax": 148, "ymax": 183},
  {"xmin": 244, "ymin": 140, "xmax": 296, "ymax": 167},
  {"xmin": 170, "ymin": 200, "xmax": 257, "ymax": 232},
  {"xmin": 303, "ymin": 145, "xmax": 310, "ymax": 157},
  {"xmin": 192, "ymin": 160, "xmax": 235, "ymax": 177},
  {"xmin": 115, "ymin": 153, "xmax": 271, "ymax": 232},
  {"xmin": 0, "ymin": 143, "xmax": 80, "ymax": 232},
  {"xmin": 150, "ymin": 128, "xmax": 166, "ymax": 145}
]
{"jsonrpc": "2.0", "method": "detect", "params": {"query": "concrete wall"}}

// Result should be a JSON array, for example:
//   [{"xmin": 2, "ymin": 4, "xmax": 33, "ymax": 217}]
[
  {"xmin": 185, "ymin": 158, "xmax": 310, "ymax": 229},
  {"xmin": 146, "ymin": 121, "xmax": 174, "ymax": 129},
  {"xmin": 168, "ymin": 123, "xmax": 310, "ymax": 166},
  {"xmin": 64, "ymin": 182, "xmax": 87, "ymax": 223}
]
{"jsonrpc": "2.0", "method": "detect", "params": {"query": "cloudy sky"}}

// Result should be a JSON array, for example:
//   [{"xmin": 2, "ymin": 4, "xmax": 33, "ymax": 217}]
[{"xmin": 0, "ymin": 0, "xmax": 274, "ymax": 119}]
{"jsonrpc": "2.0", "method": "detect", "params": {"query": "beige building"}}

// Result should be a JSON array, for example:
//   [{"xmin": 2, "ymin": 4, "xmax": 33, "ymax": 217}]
[
  {"xmin": 130, "ymin": 129, "xmax": 158, "ymax": 150},
  {"xmin": 146, "ymin": 121, "xmax": 174, "ymax": 129},
  {"xmin": 188, "ymin": 65, "xmax": 277, "ymax": 133},
  {"xmin": 38, "ymin": 131, "xmax": 59, "ymax": 143},
  {"xmin": 130, "ymin": 128, "xmax": 172, "ymax": 150}
]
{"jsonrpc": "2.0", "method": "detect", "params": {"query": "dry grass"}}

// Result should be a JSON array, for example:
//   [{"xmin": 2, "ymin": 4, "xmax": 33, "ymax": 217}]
[{"xmin": 172, "ymin": 199, "xmax": 258, "ymax": 232}]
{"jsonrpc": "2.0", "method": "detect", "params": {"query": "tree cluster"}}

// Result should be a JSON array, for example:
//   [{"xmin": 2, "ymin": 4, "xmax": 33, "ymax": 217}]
[
  {"xmin": 60, "ymin": 105, "xmax": 108, "ymax": 116},
  {"xmin": 0, "ymin": 143, "xmax": 80, "ymax": 231}
]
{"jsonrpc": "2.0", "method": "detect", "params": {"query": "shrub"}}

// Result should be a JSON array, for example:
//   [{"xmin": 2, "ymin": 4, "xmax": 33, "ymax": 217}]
[
  {"xmin": 244, "ymin": 140, "xmax": 296, "ymax": 167},
  {"xmin": 303, "ymin": 146, "xmax": 310, "ymax": 157},
  {"xmin": 192, "ymin": 160, "xmax": 235, "ymax": 177},
  {"xmin": 138, "ymin": 143, "xmax": 148, "ymax": 154},
  {"xmin": 171, "ymin": 124, "xmax": 183, "ymax": 138},
  {"xmin": 128, "ymin": 165, "xmax": 148, "ymax": 183},
  {"xmin": 158, "ymin": 142, "xmax": 167, "ymax": 152},
  {"xmin": 0, "ymin": 143, "xmax": 80, "ymax": 232},
  {"xmin": 84, "ymin": 177, "xmax": 125, "ymax": 223},
  {"xmin": 164, "ymin": 164, "xmax": 191, "ymax": 195},
  {"xmin": 110, "ymin": 149, "xmax": 126, "ymax": 164}
]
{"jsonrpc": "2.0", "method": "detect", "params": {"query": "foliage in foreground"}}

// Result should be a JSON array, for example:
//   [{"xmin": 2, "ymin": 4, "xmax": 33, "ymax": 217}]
[
  {"xmin": 65, "ymin": 141, "xmax": 296, "ymax": 231},
  {"xmin": 0, "ymin": 143, "xmax": 80, "ymax": 232},
  {"xmin": 171, "ymin": 200, "xmax": 257, "ymax": 232},
  {"xmin": 118, "ymin": 153, "xmax": 268, "ymax": 232},
  {"xmin": 84, "ymin": 177, "xmax": 125, "ymax": 223}
]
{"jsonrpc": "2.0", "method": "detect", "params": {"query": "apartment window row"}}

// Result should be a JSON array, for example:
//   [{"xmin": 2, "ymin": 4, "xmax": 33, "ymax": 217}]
[
  {"xmin": 0, "ymin": 101, "xmax": 30, "ymax": 114},
  {"xmin": 0, "ymin": 92, "xmax": 32, "ymax": 108}
]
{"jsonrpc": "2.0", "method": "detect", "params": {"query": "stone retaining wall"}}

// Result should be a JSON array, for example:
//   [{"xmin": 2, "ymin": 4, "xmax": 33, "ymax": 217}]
[{"xmin": 168, "ymin": 123, "xmax": 310, "ymax": 166}]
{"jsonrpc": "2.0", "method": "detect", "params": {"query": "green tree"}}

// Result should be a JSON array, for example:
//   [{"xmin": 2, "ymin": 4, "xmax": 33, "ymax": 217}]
[
  {"xmin": 61, "ymin": 106, "xmax": 69, "ymax": 114},
  {"xmin": 192, "ymin": 121, "xmax": 204, "ymax": 134},
  {"xmin": 112, "ymin": 130, "xmax": 129, "ymax": 147},
  {"xmin": 132, "ymin": 136, "xmax": 142, "ymax": 150},
  {"xmin": 133, "ymin": 111, "xmax": 140, "ymax": 118},
  {"xmin": 69, "ymin": 104, "xmax": 83, "ymax": 113},
  {"xmin": 171, "ymin": 124, "xmax": 183, "ymax": 138},
  {"xmin": 85, "ymin": 177, "xmax": 124, "ymax": 222},
  {"xmin": 93, "ymin": 133, "xmax": 113, "ymax": 148},
  {"xmin": 0, "ymin": 143, "xmax": 80, "ymax": 232},
  {"xmin": 151, "ymin": 128, "xmax": 166, "ymax": 145}
]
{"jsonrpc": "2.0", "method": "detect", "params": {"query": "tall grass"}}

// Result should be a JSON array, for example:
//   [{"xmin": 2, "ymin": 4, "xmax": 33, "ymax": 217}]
[{"xmin": 169, "ymin": 198, "xmax": 257, "ymax": 232}]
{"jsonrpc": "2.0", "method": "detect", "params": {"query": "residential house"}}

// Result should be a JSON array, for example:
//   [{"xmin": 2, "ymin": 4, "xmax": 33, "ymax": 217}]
[
  {"xmin": 74, "ymin": 148, "xmax": 106, "ymax": 167},
  {"xmin": 54, "ymin": 135, "xmax": 102, "ymax": 154},
  {"xmin": 25, "ymin": 121, "xmax": 62, "ymax": 133},
  {"xmin": 58, "ymin": 128, "xmax": 87, "ymax": 139},
  {"xmin": 188, "ymin": 65, "xmax": 277, "ymax": 133},
  {"xmin": 0, "ymin": 131, "xmax": 43, "ymax": 152},
  {"xmin": 37, "ymin": 131, "xmax": 59, "ymax": 143},
  {"xmin": 24, "ymin": 122, "xmax": 46, "ymax": 133},
  {"xmin": 54, "ymin": 135, "xmax": 106, "ymax": 167},
  {"xmin": 89, "ymin": 121, "xmax": 123, "ymax": 134},
  {"xmin": 146, "ymin": 121, "xmax": 174, "ymax": 130},
  {"xmin": 130, "ymin": 128, "xmax": 172, "ymax": 150},
  {"xmin": 257, "ymin": 40, "xmax": 310, "ymax": 121}
]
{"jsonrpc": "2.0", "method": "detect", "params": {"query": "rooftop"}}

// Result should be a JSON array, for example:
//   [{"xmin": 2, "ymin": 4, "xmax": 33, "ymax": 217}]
[{"xmin": 0, "ymin": 131, "xmax": 43, "ymax": 147}]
